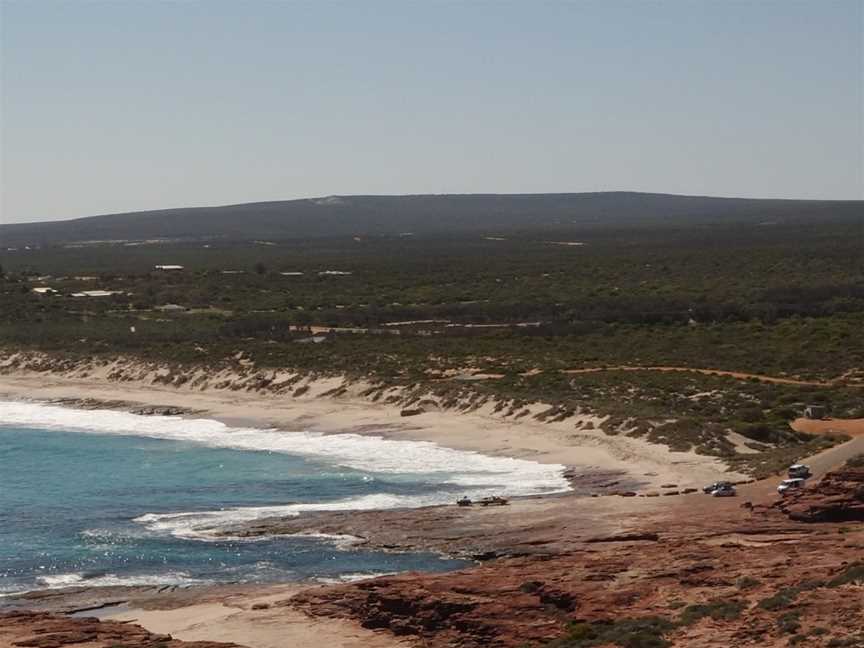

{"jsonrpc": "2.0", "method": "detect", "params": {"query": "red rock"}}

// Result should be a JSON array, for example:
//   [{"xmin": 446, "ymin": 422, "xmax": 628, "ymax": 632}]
[
  {"xmin": 0, "ymin": 611, "xmax": 247, "ymax": 648},
  {"xmin": 776, "ymin": 468, "xmax": 864, "ymax": 522}
]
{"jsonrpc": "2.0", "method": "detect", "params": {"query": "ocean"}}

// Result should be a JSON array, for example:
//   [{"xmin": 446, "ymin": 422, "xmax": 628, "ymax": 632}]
[{"xmin": 0, "ymin": 400, "xmax": 569, "ymax": 594}]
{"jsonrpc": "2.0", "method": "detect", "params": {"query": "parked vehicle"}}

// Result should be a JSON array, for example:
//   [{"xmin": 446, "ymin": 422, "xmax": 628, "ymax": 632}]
[
  {"xmin": 456, "ymin": 496, "xmax": 473, "ymax": 507},
  {"xmin": 788, "ymin": 464, "xmax": 812, "ymax": 479},
  {"xmin": 777, "ymin": 478, "xmax": 806, "ymax": 495},
  {"xmin": 703, "ymin": 481, "xmax": 734, "ymax": 494},
  {"xmin": 478, "ymin": 496, "xmax": 509, "ymax": 506},
  {"xmin": 711, "ymin": 485, "xmax": 736, "ymax": 497}
]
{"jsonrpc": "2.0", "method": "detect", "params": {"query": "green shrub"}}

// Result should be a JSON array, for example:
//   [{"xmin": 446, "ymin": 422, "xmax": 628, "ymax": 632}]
[
  {"xmin": 547, "ymin": 617, "xmax": 676, "ymax": 648},
  {"xmin": 777, "ymin": 612, "xmax": 801, "ymax": 634},
  {"xmin": 758, "ymin": 587, "xmax": 801, "ymax": 611},
  {"xmin": 844, "ymin": 454, "xmax": 864, "ymax": 468},
  {"xmin": 679, "ymin": 600, "xmax": 745, "ymax": 625},
  {"xmin": 827, "ymin": 636, "xmax": 864, "ymax": 647},
  {"xmin": 827, "ymin": 563, "xmax": 864, "ymax": 587}
]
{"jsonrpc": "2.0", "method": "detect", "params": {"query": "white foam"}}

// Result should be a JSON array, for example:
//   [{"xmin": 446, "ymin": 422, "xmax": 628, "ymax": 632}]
[
  {"xmin": 0, "ymin": 400, "xmax": 569, "ymax": 493},
  {"xmin": 34, "ymin": 571, "xmax": 204, "ymax": 589},
  {"xmin": 35, "ymin": 573, "xmax": 85, "ymax": 587},
  {"xmin": 2, "ymin": 399, "xmax": 571, "ymax": 541},
  {"xmin": 315, "ymin": 571, "xmax": 398, "ymax": 584},
  {"xmin": 133, "ymin": 492, "xmax": 464, "ymax": 540}
]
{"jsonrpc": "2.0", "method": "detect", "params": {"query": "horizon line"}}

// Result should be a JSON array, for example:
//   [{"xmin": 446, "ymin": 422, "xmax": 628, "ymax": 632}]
[{"xmin": 5, "ymin": 189, "xmax": 862, "ymax": 226}]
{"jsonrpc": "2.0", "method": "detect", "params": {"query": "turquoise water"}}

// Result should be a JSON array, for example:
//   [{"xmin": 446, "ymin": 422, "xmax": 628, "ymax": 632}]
[{"xmin": 0, "ymin": 425, "xmax": 468, "ymax": 593}]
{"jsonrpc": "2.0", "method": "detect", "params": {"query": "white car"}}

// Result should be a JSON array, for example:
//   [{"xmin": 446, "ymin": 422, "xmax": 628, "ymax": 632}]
[
  {"xmin": 788, "ymin": 464, "xmax": 812, "ymax": 478},
  {"xmin": 777, "ymin": 478, "xmax": 806, "ymax": 495},
  {"xmin": 703, "ymin": 481, "xmax": 734, "ymax": 494},
  {"xmin": 711, "ymin": 485, "xmax": 736, "ymax": 497}
]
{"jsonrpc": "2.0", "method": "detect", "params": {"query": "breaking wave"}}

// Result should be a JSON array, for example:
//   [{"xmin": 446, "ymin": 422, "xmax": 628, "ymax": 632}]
[
  {"xmin": 34, "ymin": 571, "xmax": 205, "ymax": 589},
  {"xmin": 1, "ymin": 400, "xmax": 570, "ymax": 541},
  {"xmin": 134, "ymin": 493, "xmax": 462, "ymax": 540},
  {"xmin": 0, "ymin": 400, "xmax": 569, "ymax": 491}
]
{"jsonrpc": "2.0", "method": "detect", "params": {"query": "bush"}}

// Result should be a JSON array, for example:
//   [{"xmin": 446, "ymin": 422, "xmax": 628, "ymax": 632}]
[
  {"xmin": 679, "ymin": 600, "xmax": 745, "ymax": 625},
  {"xmin": 758, "ymin": 587, "xmax": 802, "ymax": 611},
  {"xmin": 547, "ymin": 617, "xmax": 676, "ymax": 648},
  {"xmin": 827, "ymin": 637, "xmax": 864, "ymax": 647},
  {"xmin": 844, "ymin": 454, "xmax": 864, "ymax": 468},
  {"xmin": 777, "ymin": 612, "xmax": 801, "ymax": 634},
  {"xmin": 827, "ymin": 563, "xmax": 864, "ymax": 588},
  {"xmin": 738, "ymin": 407, "xmax": 765, "ymax": 423},
  {"xmin": 736, "ymin": 576, "xmax": 761, "ymax": 590}
]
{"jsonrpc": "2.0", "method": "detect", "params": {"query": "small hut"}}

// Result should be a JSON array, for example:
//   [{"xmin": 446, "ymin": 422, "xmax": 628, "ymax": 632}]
[{"xmin": 804, "ymin": 404, "xmax": 827, "ymax": 420}]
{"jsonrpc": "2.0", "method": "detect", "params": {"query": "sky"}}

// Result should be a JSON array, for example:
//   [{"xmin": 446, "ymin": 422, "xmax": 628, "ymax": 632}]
[{"xmin": 0, "ymin": 1, "xmax": 861, "ymax": 224}]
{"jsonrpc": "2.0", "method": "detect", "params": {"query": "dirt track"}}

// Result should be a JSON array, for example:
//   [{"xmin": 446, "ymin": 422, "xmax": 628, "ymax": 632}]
[{"xmin": 560, "ymin": 365, "xmax": 864, "ymax": 387}]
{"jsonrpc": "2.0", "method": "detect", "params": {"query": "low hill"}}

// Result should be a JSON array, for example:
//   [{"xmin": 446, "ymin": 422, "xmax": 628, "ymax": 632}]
[{"xmin": 1, "ymin": 192, "xmax": 860, "ymax": 246}]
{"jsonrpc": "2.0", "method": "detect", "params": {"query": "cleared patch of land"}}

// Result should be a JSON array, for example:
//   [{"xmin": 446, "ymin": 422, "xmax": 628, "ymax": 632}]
[{"xmin": 792, "ymin": 417, "xmax": 864, "ymax": 437}]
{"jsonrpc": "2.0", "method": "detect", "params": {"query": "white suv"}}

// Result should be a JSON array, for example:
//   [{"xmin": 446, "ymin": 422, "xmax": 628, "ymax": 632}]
[
  {"xmin": 777, "ymin": 478, "xmax": 806, "ymax": 495},
  {"xmin": 788, "ymin": 464, "xmax": 811, "ymax": 478}
]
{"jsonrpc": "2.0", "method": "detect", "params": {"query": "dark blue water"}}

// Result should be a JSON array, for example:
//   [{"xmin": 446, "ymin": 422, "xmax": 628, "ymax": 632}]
[{"xmin": 0, "ymin": 426, "xmax": 466, "ymax": 593}]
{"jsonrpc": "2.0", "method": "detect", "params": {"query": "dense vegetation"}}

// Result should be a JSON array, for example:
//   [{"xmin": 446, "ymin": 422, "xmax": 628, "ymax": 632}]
[
  {"xmin": 3, "ymin": 216, "xmax": 861, "ymax": 373},
  {"xmin": 1, "ymin": 211, "xmax": 861, "ymax": 472}
]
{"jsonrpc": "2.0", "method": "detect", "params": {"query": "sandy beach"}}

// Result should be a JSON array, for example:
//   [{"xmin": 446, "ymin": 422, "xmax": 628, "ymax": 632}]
[
  {"xmin": 101, "ymin": 585, "xmax": 416, "ymax": 648},
  {"xmin": 0, "ymin": 354, "xmax": 741, "ymax": 491},
  {"xmin": 2, "ymin": 583, "xmax": 417, "ymax": 648}
]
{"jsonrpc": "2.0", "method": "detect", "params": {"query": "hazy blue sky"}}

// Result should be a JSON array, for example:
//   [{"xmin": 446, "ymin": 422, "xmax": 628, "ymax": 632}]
[{"xmin": 1, "ymin": 1, "xmax": 861, "ymax": 223}]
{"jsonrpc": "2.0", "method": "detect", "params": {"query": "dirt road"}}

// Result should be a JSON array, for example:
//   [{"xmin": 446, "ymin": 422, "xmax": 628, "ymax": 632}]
[
  {"xmin": 736, "ymin": 434, "xmax": 864, "ymax": 503},
  {"xmin": 561, "ymin": 365, "xmax": 863, "ymax": 387}
]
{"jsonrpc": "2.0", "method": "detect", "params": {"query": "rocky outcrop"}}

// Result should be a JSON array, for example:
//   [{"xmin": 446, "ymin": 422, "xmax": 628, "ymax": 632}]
[
  {"xmin": 0, "ymin": 611, "xmax": 246, "ymax": 648},
  {"xmin": 776, "ymin": 468, "xmax": 864, "ymax": 522},
  {"xmin": 289, "ymin": 510, "xmax": 864, "ymax": 648},
  {"xmin": 288, "ymin": 570, "xmax": 578, "ymax": 646}
]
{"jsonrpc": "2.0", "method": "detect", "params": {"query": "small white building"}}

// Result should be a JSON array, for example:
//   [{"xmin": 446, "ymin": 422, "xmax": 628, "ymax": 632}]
[
  {"xmin": 804, "ymin": 405, "xmax": 827, "ymax": 420},
  {"xmin": 154, "ymin": 265, "xmax": 184, "ymax": 271},
  {"xmin": 71, "ymin": 290, "xmax": 123, "ymax": 298},
  {"xmin": 32, "ymin": 287, "xmax": 58, "ymax": 295}
]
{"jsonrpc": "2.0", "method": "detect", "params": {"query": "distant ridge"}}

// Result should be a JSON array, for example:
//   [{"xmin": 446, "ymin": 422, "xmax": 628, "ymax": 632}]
[{"xmin": 1, "ymin": 192, "xmax": 860, "ymax": 246}]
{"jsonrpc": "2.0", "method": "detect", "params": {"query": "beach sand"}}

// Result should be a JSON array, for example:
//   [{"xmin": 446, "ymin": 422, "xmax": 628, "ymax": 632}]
[
  {"xmin": 2, "ymin": 584, "xmax": 416, "ymax": 648},
  {"xmin": 102, "ymin": 585, "xmax": 415, "ymax": 648},
  {"xmin": 0, "ymin": 366, "xmax": 739, "ymax": 490}
]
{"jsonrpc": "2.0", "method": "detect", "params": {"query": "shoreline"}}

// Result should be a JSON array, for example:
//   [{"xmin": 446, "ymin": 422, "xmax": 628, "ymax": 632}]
[
  {"xmin": 0, "ymin": 361, "xmax": 741, "ymax": 584},
  {"xmin": 4, "ymin": 361, "xmax": 860, "ymax": 647},
  {"xmin": 0, "ymin": 359, "xmax": 743, "ymax": 647},
  {"xmin": 0, "ymin": 383, "xmax": 661, "ymax": 574},
  {"xmin": 0, "ymin": 358, "xmax": 742, "ymax": 490}
]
